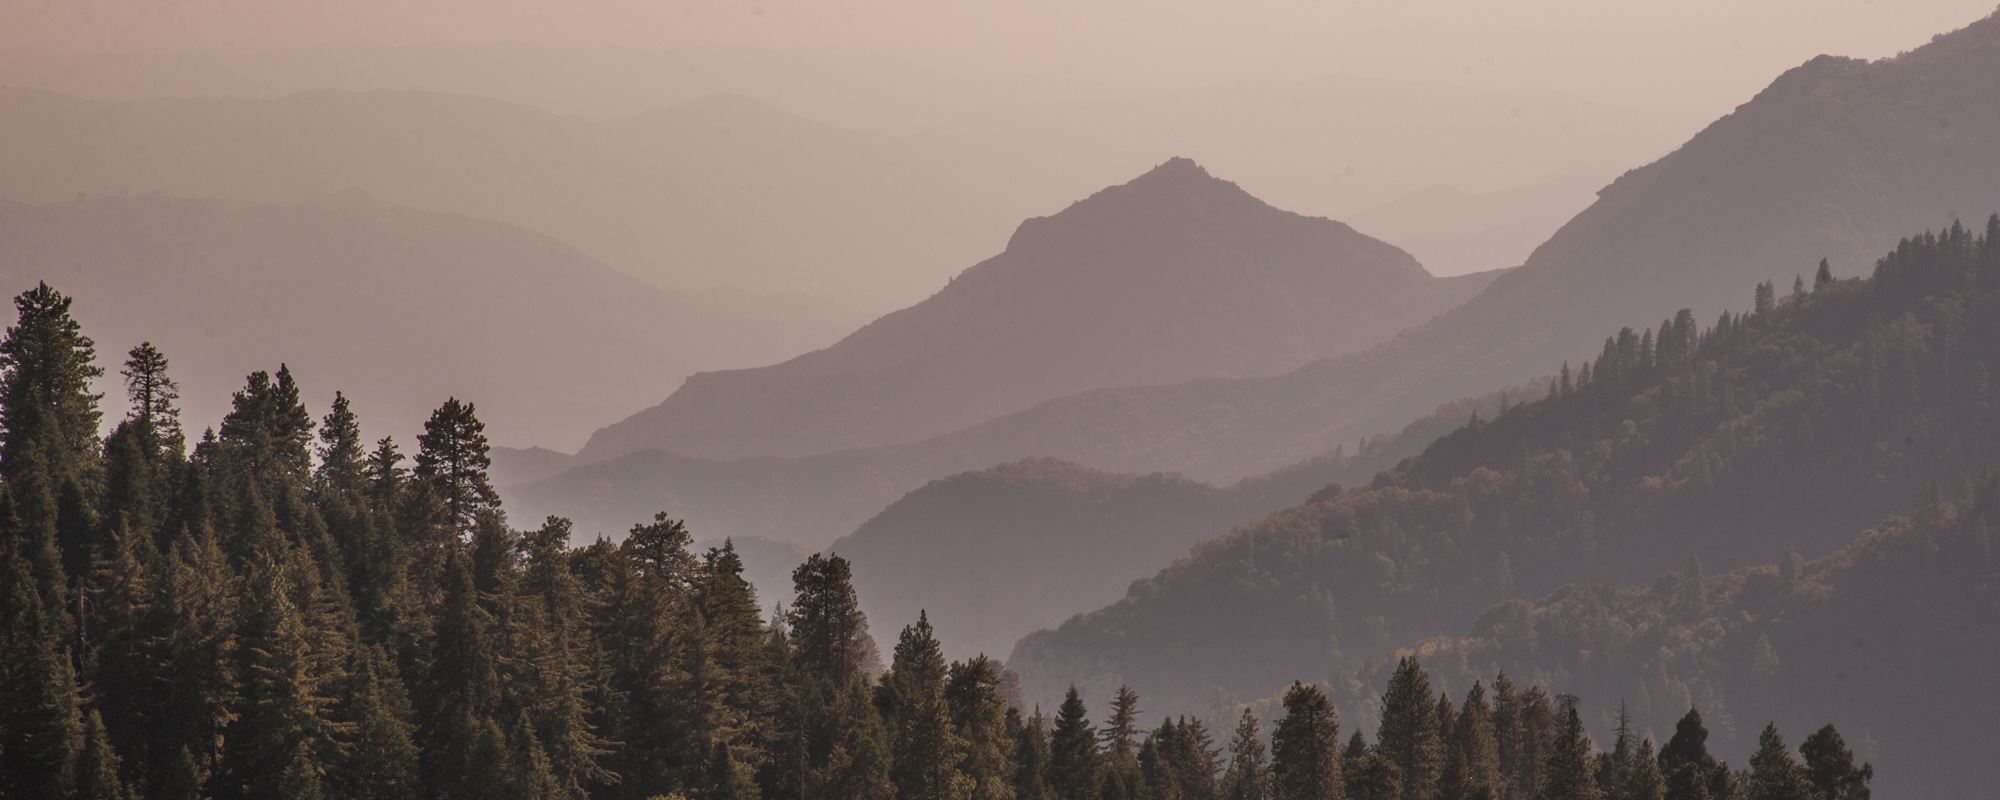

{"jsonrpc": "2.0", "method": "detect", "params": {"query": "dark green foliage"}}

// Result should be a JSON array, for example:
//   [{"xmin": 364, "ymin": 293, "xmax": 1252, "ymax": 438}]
[
  {"xmin": 1049, "ymin": 687, "xmax": 1102, "ymax": 800},
  {"xmin": 1221, "ymin": 710, "xmax": 1269, "ymax": 800},
  {"xmin": 1374, "ymin": 658, "xmax": 1439, "ymax": 800},
  {"xmin": 1744, "ymin": 725, "xmax": 1813, "ymax": 800},
  {"xmin": 1270, "ymin": 683, "xmax": 1341, "ymax": 800},
  {"xmin": 1103, "ymin": 686, "xmax": 1143, "ymax": 762},
  {"xmin": 1797, "ymin": 726, "xmax": 1869, "ymax": 800},
  {"xmin": 1014, "ymin": 712, "xmax": 1055, "ymax": 800},
  {"xmin": 1537, "ymin": 705, "xmax": 1601, "ymax": 800},
  {"xmin": 414, "ymin": 398, "xmax": 498, "ymax": 535}
]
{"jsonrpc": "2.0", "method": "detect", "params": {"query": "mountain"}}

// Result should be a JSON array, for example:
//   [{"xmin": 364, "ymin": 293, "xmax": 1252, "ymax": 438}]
[
  {"xmin": 0, "ymin": 195, "xmax": 849, "ymax": 449},
  {"xmin": 743, "ymin": 11, "xmax": 2000, "ymax": 486},
  {"xmin": 0, "ymin": 85, "xmax": 1064, "ymax": 309},
  {"xmin": 1007, "ymin": 218, "xmax": 2000, "ymax": 716},
  {"xmin": 580, "ymin": 158, "xmax": 1502, "ymax": 461},
  {"xmin": 1327, "ymin": 476, "xmax": 2000, "ymax": 798},
  {"xmin": 822, "ymin": 381, "xmax": 1545, "ymax": 663}
]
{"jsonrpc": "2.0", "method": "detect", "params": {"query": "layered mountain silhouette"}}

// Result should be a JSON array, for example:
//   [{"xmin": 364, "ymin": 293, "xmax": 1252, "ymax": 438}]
[
  {"xmin": 580, "ymin": 158, "xmax": 1499, "ymax": 461},
  {"xmin": 0, "ymin": 86, "xmax": 1061, "ymax": 308},
  {"xmin": 0, "ymin": 195, "xmax": 848, "ymax": 448},
  {"xmin": 794, "ymin": 9, "xmax": 2000, "ymax": 484}
]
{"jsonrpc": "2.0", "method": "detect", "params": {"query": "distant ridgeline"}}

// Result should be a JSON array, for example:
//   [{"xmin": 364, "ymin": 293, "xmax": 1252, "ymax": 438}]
[
  {"xmin": 1008, "ymin": 219, "xmax": 2000, "ymax": 779},
  {"xmin": 0, "ymin": 287, "xmax": 1884, "ymax": 797}
]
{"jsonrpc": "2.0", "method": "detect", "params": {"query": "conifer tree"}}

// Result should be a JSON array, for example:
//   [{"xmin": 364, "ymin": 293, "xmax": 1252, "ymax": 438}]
[
  {"xmin": 413, "ymin": 398, "xmax": 498, "ymax": 536},
  {"xmin": 1103, "ymin": 686, "xmax": 1144, "ymax": 762},
  {"xmin": 1270, "ymin": 682, "xmax": 1342, "ymax": 800},
  {"xmin": 1440, "ymin": 682, "xmax": 1500, "ymax": 800},
  {"xmin": 157, "ymin": 745, "xmax": 208, "ymax": 800},
  {"xmin": 947, "ymin": 656, "xmax": 1018, "ymax": 800},
  {"xmin": 1814, "ymin": 259, "xmax": 1834, "ymax": 290},
  {"xmin": 1745, "ymin": 724, "xmax": 1812, "ymax": 800},
  {"xmin": 76, "ymin": 708, "xmax": 135, "ymax": 800},
  {"xmin": 1537, "ymin": 704, "xmax": 1600, "ymax": 800},
  {"xmin": 217, "ymin": 366, "xmax": 314, "ymax": 487},
  {"xmin": 343, "ymin": 646, "xmax": 423, "ymax": 800},
  {"xmin": 790, "ymin": 553, "xmax": 868, "ymax": 686},
  {"xmin": 507, "ymin": 712, "xmax": 566, "ymax": 800},
  {"xmin": 122, "ymin": 341, "xmax": 182, "ymax": 453},
  {"xmin": 1015, "ymin": 711, "xmax": 1055, "ymax": 800},
  {"xmin": 1376, "ymin": 658, "xmax": 1440, "ymax": 800},
  {"xmin": 0, "ymin": 282, "xmax": 104, "ymax": 486},
  {"xmin": 1, "ymin": 551, "xmax": 85, "ymax": 800},
  {"xmin": 1797, "ymin": 725, "xmax": 1870, "ymax": 800},
  {"xmin": 316, "ymin": 392, "xmax": 367, "ymax": 500},
  {"xmin": 1622, "ymin": 741, "xmax": 1663, "ymax": 800},
  {"xmin": 1343, "ymin": 755, "xmax": 1401, "ymax": 800},
  {"xmin": 1221, "ymin": 709, "xmax": 1270, "ymax": 800},
  {"xmin": 1049, "ymin": 687, "xmax": 1103, "ymax": 800},
  {"xmin": 885, "ymin": 612, "xmax": 969, "ymax": 800}
]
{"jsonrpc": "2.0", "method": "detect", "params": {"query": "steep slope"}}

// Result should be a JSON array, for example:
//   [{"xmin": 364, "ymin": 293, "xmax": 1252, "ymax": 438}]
[
  {"xmin": 1334, "ymin": 478, "xmax": 2000, "ymax": 798},
  {"xmin": 0, "ymin": 86, "xmax": 1062, "ymax": 309},
  {"xmin": 1008, "ymin": 219, "xmax": 2000, "ymax": 716},
  {"xmin": 0, "ymin": 195, "xmax": 846, "ymax": 448},
  {"xmin": 581, "ymin": 158, "xmax": 1499, "ymax": 461},
  {"xmin": 784, "ymin": 11, "xmax": 2000, "ymax": 484}
]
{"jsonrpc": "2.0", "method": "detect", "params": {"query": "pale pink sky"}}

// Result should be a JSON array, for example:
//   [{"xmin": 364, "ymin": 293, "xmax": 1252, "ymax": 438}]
[{"xmin": 5, "ymin": 0, "xmax": 1996, "ymax": 115}]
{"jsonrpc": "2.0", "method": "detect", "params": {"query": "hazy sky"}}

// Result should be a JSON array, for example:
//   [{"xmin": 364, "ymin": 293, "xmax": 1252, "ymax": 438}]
[{"xmin": 6, "ymin": 0, "xmax": 1997, "ymax": 115}]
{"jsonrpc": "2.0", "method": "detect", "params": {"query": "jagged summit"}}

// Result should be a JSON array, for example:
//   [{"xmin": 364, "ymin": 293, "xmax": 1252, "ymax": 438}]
[{"xmin": 578, "ymin": 162, "xmax": 1496, "ymax": 462}]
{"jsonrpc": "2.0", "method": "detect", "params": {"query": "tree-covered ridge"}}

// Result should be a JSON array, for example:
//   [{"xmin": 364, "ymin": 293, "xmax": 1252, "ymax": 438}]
[
  {"xmin": 1328, "ymin": 466, "xmax": 2000, "ymax": 797},
  {"xmin": 0, "ymin": 279, "xmax": 1882, "ymax": 800},
  {"xmin": 1009, "ymin": 216, "xmax": 2000, "ymax": 714}
]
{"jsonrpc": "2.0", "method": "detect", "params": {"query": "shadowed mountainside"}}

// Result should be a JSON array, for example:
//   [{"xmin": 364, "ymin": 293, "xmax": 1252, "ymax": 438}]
[{"xmin": 581, "ymin": 158, "xmax": 1501, "ymax": 461}]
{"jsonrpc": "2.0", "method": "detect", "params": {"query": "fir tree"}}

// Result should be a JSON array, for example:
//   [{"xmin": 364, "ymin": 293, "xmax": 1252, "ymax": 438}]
[
  {"xmin": 121, "ymin": 341, "xmax": 182, "ymax": 453},
  {"xmin": 0, "ymin": 554, "xmax": 85, "ymax": 800},
  {"xmin": 1537, "ymin": 705, "xmax": 1600, "ymax": 800},
  {"xmin": 789, "ymin": 553, "xmax": 868, "ymax": 686},
  {"xmin": 414, "ymin": 398, "xmax": 498, "ymax": 536},
  {"xmin": 76, "ymin": 709, "xmax": 135, "ymax": 800},
  {"xmin": 1745, "ymin": 724, "xmax": 1812, "ymax": 800},
  {"xmin": 947, "ymin": 656, "xmax": 1018, "ymax": 800},
  {"xmin": 1797, "ymin": 725, "xmax": 1870, "ymax": 800},
  {"xmin": 1049, "ymin": 687, "xmax": 1102, "ymax": 800},
  {"xmin": 1622, "ymin": 741, "xmax": 1663, "ymax": 800},
  {"xmin": 1015, "ymin": 711, "xmax": 1055, "ymax": 800},
  {"xmin": 1376, "ymin": 658, "xmax": 1440, "ymax": 800},
  {"xmin": 1103, "ymin": 686, "xmax": 1144, "ymax": 762},
  {"xmin": 1220, "ymin": 709, "xmax": 1270, "ymax": 800},
  {"xmin": 1814, "ymin": 259, "xmax": 1834, "ymax": 290},
  {"xmin": 1270, "ymin": 682, "xmax": 1342, "ymax": 800},
  {"xmin": 0, "ymin": 282, "xmax": 103, "ymax": 486},
  {"xmin": 315, "ymin": 392, "xmax": 367, "ymax": 500}
]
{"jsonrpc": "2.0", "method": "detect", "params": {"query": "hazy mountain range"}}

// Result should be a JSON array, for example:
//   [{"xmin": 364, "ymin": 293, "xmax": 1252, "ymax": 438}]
[
  {"xmin": 0, "ymin": 85, "xmax": 1063, "ymax": 308},
  {"xmin": 583, "ymin": 158, "xmax": 1500, "ymax": 462},
  {"xmin": 0, "ymin": 194, "xmax": 852, "ymax": 448}
]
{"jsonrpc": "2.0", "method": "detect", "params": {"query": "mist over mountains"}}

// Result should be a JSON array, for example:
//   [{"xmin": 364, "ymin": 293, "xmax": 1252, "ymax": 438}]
[
  {"xmin": 0, "ymin": 194, "xmax": 849, "ymax": 448},
  {"xmin": 581, "ymin": 158, "xmax": 1498, "ymax": 462},
  {"xmin": 0, "ymin": 85, "xmax": 1061, "ymax": 308}
]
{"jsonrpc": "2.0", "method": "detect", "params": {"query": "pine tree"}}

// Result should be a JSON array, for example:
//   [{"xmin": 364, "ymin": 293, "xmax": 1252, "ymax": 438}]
[
  {"xmin": 343, "ymin": 646, "xmax": 423, "ymax": 800},
  {"xmin": 1050, "ymin": 687, "xmax": 1103, "ymax": 800},
  {"xmin": 1221, "ymin": 709, "xmax": 1270, "ymax": 800},
  {"xmin": 1015, "ymin": 711, "xmax": 1055, "ymax": 800},
  {"xmin": 1440, "ymin": 682, "xmax": 1500, "ymax": 800},
  {"xmin": 947, "ymin": 656, "xmax": 1018, "ymax": 800},
  {"xmin": 1658, "ymin": 710, "xmax": 1715, "ymax": 777},
  {"xmin": 1814, "ymin": 259, "xmax": 1834, "ymax": 290},
  {"xmin": 507, "ymin": 712, "xmax": 566, "ymax": 800},
  {"xmin": 885, "ymin": 612, "xmax": 969, "ymax": 800},
  {"xmin": 0, "ymin": 554, "xmax": 85, "ymax": 800},
  {"xmin": 1270, "ymin": 682, "xmax": 1342, "ymax": 800},
  {"xmin": 1103, "ymin": 686, "xmax": 1144, "ymax": 762},
  {"xmin": 1537, "ymin": 704, "xmax": 1600, "ymax": 800},
  {"xmin": 414, "ymin": 398, "xmax": 498, "ymax": 536},
  {"xmin": 1376, "ymin": 658, "xmax": 1440, "ymax": 800},
  {"xmin": 1622, "ymin": 741, "xmax": 1663, "ymax": 800},
  {"xmin": 0, "ymin": 282, "xmax": 104, "ymax": 486},
  {"xmin": 1745, "ymin": 724, "xmax": 1812, "ymax": 800},
  {"xmin": 216, "ymin": 366, "xmax": 314, "ymax": 487},
  {"xmin": 232, "ymin": 557, "xmax": 348, "ymax": 799},
  {"xmin": 316, "ymin": 392, "xmax": 367, "ymax": 500},
  {"xmin": 157, "ymin": 745, "xmax": 209, "ymax": 800},
  {"xmin": 1797, "ymin": 725, "xmax": 1870, "ymax": 800},
  {"xmin": 76, "ymin": 709, "xmax": 135, "ymax": 800},
  {"xmin": 121, "ymin": 341, "xmax": 182, "ymax": 453},
  {"xmin": 1343, "ymin": 755, "xmax": 1402, "ymax": 800},
  {"xmin": 790, "ymin": 553, "xmax": 868, "ymax": 687}
]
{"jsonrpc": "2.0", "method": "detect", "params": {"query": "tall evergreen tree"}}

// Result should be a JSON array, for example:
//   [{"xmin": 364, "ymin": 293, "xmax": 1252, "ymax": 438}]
[
  {"xmin": 76, "ymin": 708, "xmax": 136, "ymax": 800},
  {"xmin": 1049, "ymin": 687, "xmax": 1102, "ymax": 800},
  {"xmin": 1270, "ymin": 682, "xmax": 1342, "ymax": 800},
  {"xmin": 0, "ymin": 554, "xmax": 85, "ymax": 800},
  {"xmin": 1103, "ymin": 686, "xmax": 1144, "ymax": 762},
  {"xmin": 789, "ymin": 553, "xmax": 868, "ymax": 687},
  {"xmin": 1797, "ymin": 725, "xmax": 1870, "ymax": 800},
  {"xmin": 946, "ymin": 656, "xmax": 1018, "ymax": 800},
  {"xmin": 1015, "ymin": 711, "xmax": 1055, "ymax": 800},
  {"xmin": 1537, "ymin": 704, "xmax": 1600, "ymax": 800},
  {"xmin": 121, "ymin": 342, "xmax": 182, "ymax": 452},
  {"xmin": 413, "ymin": 398, "xmax": 498, "ymax": 536},
  {"xmin": 1376, "ymin": 658, "xmax": 1440, "ymax": 800},
  {"xmin": 1621, "ymin": 741, "xmax": 1663, "ymax": 800},
  {"xmin": 0, "ymin": 282, "xmax": 103, "ymax": 485},
  {"xmin": 1744, "ymin": 724, "xmax": 1812, "ymax": 800},
  {"xmin": 1221, "ymin": 709, "xmax": 1270, "ymax": 800}
]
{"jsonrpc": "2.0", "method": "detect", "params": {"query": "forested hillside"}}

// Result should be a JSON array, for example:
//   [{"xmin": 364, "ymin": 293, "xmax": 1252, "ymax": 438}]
[
  {"xmin": 0, "ymin": 282, "xmax": 1874, "ymax": 800},
  {"xmin": 1011, "ymin": 217, "xmax": 2000, "ymax": 717},
  {"xmin": 0, "ymin": 195, "xmax": 847, "ymax": 449},
  {"xmin": 581, "ymin": 158, "xmax": 1499, "ymax": 462},
  {"xmin": 1324, "ymin": 470, "xmax": 2000, "ymax": 797},
  {"xmin": 827, "ymin": 382, "xmax": 1550, "ymax": 662}
]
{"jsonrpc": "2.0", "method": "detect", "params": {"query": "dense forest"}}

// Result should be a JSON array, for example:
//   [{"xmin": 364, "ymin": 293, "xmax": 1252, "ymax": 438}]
[
  {"xmin": 1012, "ymin": 216, "xmax": 2000, "ymax": 713},
  {"xmin": 0, "ymin": 282, "xmax": 1872, "ymax": 800}
]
